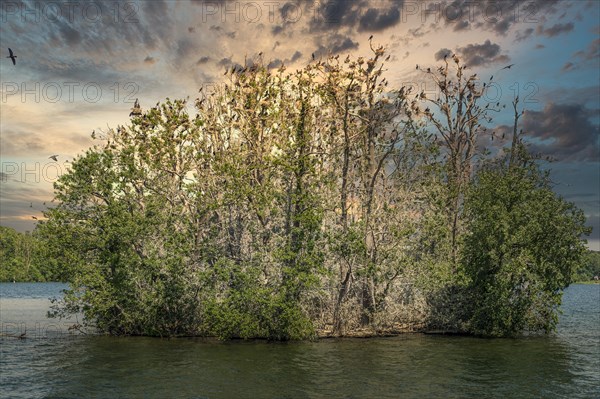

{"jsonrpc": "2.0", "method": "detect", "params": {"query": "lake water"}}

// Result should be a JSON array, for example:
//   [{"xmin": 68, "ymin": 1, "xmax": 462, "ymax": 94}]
[{"xmin": 1, "ymin": 283, "xmax": 598, "ymax": 398}]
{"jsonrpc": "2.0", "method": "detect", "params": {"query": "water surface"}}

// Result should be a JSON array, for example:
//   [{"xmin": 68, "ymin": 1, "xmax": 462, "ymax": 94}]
[{"xmin": 1, "ymin": 283, "xmax": 598, "ymax": 398}]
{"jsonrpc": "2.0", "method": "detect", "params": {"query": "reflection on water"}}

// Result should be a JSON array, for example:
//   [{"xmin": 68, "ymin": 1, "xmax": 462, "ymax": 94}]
[{"xmin": 1, "ymin": 283, "xmax": 599, "ymax": 399}]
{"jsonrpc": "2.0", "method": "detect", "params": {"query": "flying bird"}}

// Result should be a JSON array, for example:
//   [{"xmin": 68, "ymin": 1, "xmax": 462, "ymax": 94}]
[
  {"xmin": 501, "ymin": 64, "xmax": 514, "ymax": 70},
  {"xmin": 49, "ymin": 155, "xmax": 58, "ymax": 161},
  {"xmin": 32, "ymin": 216, "xmax": 38, "ymax": 220},
  {"xmin": 7, "ymin": 48, "xmax": 16, "ymax": 65}
]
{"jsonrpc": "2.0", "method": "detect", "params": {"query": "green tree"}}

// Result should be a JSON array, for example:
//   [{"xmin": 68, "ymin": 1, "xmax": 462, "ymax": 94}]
[
  {"xmin": 0, "ymin": 226, "xmax": 54, "ymax": 282},
  {"xmin": 462, "ymin": 148, "xmax": 590, "ymax": 336},
  {"xmin": 574, "ymin": 251, "xmax": 600, "ymax": 282}
]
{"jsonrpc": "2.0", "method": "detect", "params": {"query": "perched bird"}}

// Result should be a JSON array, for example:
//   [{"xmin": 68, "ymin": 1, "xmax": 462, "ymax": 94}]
[
  {"xmin": 416, "ymin": 64, "xmax": 419, "ymax": 70},
  {"xmin": 312, "ymin": 53, "xmax": 315, "ymax": 60},
  {"xmin": 49, "ymin": 154, "xmax": 58, "ymax": 161},
  {"xmin": 369, "ymin": 35, "xmax": 373, "ymax": 41},
  {"xmin": 501, "ymin": 64, "xmax": 514, "ymax": 70},
  {"xmin": 129, "ymin": 99, "xmax": 142, "ymax": 117},
  {"xmin": 7, "ymin": 48, "xmax": 16, "ymax": 65}
]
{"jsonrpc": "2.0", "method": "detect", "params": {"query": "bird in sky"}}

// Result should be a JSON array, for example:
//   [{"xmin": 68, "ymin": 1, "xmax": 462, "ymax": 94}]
[
  {"xmin": 500, "ymin": 64, "xmax": 515, "ymax": 70},
  {"xmin": 7, "ymin": 48, "xmax": 16, "ymax": 65},
  {"xmin": 49, "ymin": 155, "xmax": 58, "ymax": 161},
  {"xmin": 32, "ymin": 216, "xmax": 38, "ymax": 220}
]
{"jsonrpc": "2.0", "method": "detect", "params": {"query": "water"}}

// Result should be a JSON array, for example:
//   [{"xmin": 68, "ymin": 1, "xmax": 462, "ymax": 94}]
[{"xmin": 1, "ymin": 283, "xmax": 599, "ymax": 399}]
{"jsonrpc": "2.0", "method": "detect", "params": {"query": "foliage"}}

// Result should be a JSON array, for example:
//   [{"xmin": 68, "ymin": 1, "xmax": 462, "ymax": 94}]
[
  {"xmin": 461, "ymin": 151, "xmax": 591, "ymax": 336},
  {"xmin": 0, "ymin": 226, "xmax": 63, "ymax": 282},
  {"xmin": 38, "ymin": 46, "xmax": 592, "ymax": 339},
  {"xmin": 575, "ymin": 251, "xmax": 600, "ymax": 282}
]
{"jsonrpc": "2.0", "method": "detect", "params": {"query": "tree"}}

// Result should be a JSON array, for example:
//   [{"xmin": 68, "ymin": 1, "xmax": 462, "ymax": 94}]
[
  {"xmin": 39, "ymin": 46, "xmax": 591, "ymax": 339},
  {"xmin": 0, "ymin": 226, "xmax": 61, "ymax": 282},
  {"xmin": 462, "ymin": 147, "xmax": 590, "ymax": 336}
]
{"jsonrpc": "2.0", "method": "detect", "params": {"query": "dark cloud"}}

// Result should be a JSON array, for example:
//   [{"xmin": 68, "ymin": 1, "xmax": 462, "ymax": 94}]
[
  {"xmin": 536, "ymin": 22, "xmax": 574, "ymax": 37},
  {"xmin": 453, "ymin": 20, "xmax": 470, "ymax": 31},
  {"xmin": 267, "ymin": 59, "xmax": 283, "ymax": 69},
  {"xmin": 218, "ymin": 57, "xmax": 232, "ymax": 66},
  {"xmin": 434, "ymin": 48, "xmax": 453, "ymax": 61},
  {"xmin": 515, "ymin": 28, "xmax": 534, "ymax": 42},
  {"xmin": 456, "ymin": 40, "xmax": 509, "ymax": 67},
  {"xmin": 523, "ymin": 103, "xmax": 600, "ymax": 161},
  {"xmin": 290, "ymin": 51, "xmax": 303, "ymax": 62},
  {"xmin": 440, "ymin": 0, "xmax": 562, "ymax": 36},
  {"xmin": 314, "ymin": 34, "xmax": 359, "ymax": 58},
  {"xmin": 310, "ymin": 0, "xmax": 362, "ymax": 32},
  {"xmin": 58, "ymin": 23, "xmax": 82, "ymax": 46},
  {"xmin": 359, "ymin": 7, "xmax": 401, "ymax": 32}
]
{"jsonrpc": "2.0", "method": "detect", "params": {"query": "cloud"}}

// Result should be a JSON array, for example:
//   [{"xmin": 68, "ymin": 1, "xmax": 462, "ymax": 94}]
[
  {"xmin": 536, "ymin": 22, "xmax": 575, "ymax": 37},
  {"xmin": 574, "ymin": 38, "xmax": 600, "ymax": 61},
  {"xmin": 290, "ymin": 51, "xmax": 303, "ymax": 62},
  {"xmin": 440, "ymin": 0, "xmax": 562, "ymax": 36},
  {"xmin": 310, "ymin": 0, "xmax": 361, "ymax": 32},
  {"xmin": 434, "ymin": 48, "xmax": 452, "ymax": 61},
  {"xmin": 515, "ymin": 28, "xmax": 534, "ymax": 42},
  {"xmin": 358, "ymin": 6, "xmax": 401, "ymax": 32},
  {"xmin": 456, "ymin": 40, "xmax": 509, "ymax": 67},
  {"xmin": 267, "ymin": 59, "xmax": 283, "ymax": 69},
  {"xmin": 310, "ymin": 0, "xmax": 404, "ymax": 32},
  {"xmin": 522, "ymin": 103, "xmax": 600, "ymax": 161},
  {"xmin": 453, "ymin": 20, "xmax": 470, "ymax": 32},
  {"xmin": 561, "ymin": 62, "xmax": 575, "ymax": 72},
  {"xmin": 314, "ymin": 34, "xmax": 359, "ymax": 58}
]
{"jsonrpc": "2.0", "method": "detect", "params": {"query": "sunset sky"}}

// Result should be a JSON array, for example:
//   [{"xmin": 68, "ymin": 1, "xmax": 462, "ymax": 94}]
[{"xmin": 0, "ymin": 0, "xmax": 598, "ymax": 249}]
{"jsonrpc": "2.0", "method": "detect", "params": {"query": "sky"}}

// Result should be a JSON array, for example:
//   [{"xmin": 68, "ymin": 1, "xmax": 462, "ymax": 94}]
[{"xmin": 0, "ymin": 0, "xmax": 598, "ymax": 249}]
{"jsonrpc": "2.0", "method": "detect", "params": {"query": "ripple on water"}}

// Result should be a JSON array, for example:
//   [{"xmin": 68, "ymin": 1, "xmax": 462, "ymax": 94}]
[{"xmin": 1, "ymin": 283, "xmax": 599, "ymax": 399}]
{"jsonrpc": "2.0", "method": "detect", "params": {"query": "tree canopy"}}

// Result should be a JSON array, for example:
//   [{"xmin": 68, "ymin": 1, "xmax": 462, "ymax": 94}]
[{"xmin": 34, "ymin": 45, "xmax": 591, "ymax": 339}]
